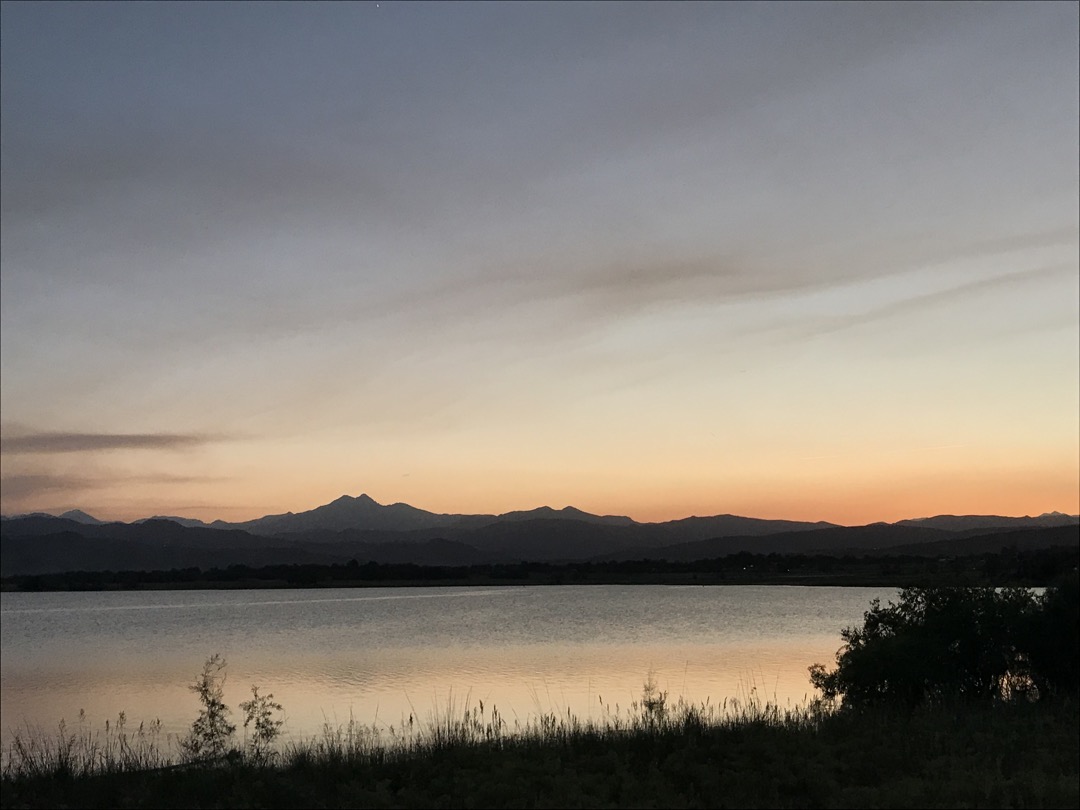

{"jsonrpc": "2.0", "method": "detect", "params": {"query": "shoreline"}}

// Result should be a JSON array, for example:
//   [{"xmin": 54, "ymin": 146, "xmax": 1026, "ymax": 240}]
[
  {"xmin": 1, "ymin": 571, "xmax": 1061, "ymax": 592},
  {"xmin": 4, "ymin": 545, "xmax": 1073, "ymax": 592}
]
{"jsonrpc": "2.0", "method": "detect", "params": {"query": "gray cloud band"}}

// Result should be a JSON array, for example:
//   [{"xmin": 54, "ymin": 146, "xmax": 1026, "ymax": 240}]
[{"xmin": 1, "ymin": 432, "xmax": 219, "ymax": 454}]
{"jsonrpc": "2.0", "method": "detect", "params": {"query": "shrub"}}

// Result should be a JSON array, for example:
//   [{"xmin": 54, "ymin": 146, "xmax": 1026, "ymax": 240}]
[
  {"xmin": 639, "ymin": 672, "xmax": 668, "ymax": 726},
  {"xmin": 1020, "ymin": 571, "xmax": 1079, "ymax": 699},
  {"xmin": 179, "ymin": 654, "xmax": 237, "ymax": 762},
  {"xmin": 240, "ymin": 685, "xmax": 284, "ymax": 763},
  {"xmin": 809, "ymin": 586, "xmax": 1038, "ymax": 707}
]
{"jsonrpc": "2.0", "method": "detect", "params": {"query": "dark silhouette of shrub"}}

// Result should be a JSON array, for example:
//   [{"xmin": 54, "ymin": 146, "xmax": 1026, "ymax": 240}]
[
  {"xmin": 179, "ymin": 654, "xmax": 237, "ymax": 762},
  {"xmin": 1019, "ymin": 571, "xmax": 1079, "ymax": 699},
  {"xmin": 178, "ymin": 656, "xmax": 285, "ymax": 764},
  {"xmin": 239, "ymin": 685, "xmax": 284, "ymax": 763},
  {"xmin": 809, "ymin": 586, "xmax": 1043, "ymax": 707}
]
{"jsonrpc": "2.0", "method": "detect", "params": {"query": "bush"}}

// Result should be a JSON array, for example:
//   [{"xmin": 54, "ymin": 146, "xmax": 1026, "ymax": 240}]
[
  {"xmin": 1021, "ymin": 571, "xmax": 1080, "ymax": 699},
  {"xmin": 179, "ymin": 654, "xmax": 237, "ymax": 761},
  {"xmin": 240, "ymin": 685, "xmax": 284, "ymax": 763},
  {"xmin": 809, "ymin": 586, "xmax": 1041, "ymax": 707}
]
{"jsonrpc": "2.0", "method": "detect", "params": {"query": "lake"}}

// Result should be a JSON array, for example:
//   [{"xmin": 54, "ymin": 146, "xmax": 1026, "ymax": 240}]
[{"xmin": 0, "ymin": 584, "xmax": 897, "ymax": 749}]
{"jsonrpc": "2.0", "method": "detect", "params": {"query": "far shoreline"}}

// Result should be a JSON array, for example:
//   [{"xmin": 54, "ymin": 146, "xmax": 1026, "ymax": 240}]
[
  {"xmin": 0, "ymin": 571, "xmax": 1064, "ymax": 593},
  {"xmin": 4, "ymin": 544, "xmax": 1073, "ymax": 593}
]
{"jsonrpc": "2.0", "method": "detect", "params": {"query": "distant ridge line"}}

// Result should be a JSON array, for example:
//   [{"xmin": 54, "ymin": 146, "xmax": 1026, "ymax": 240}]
[
  {"xmin": 3, "ymin": 493, "xmax": 1077, "ymax": 535},
  {"xmin": 2, "ymin": 498, "xmax": 1076, "ymax": 577}
]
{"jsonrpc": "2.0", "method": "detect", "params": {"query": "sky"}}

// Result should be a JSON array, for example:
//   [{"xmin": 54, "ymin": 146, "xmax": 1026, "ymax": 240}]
[{"xmin": 1, "ymin": 1, "xmax": 1078, "ymax": 525}]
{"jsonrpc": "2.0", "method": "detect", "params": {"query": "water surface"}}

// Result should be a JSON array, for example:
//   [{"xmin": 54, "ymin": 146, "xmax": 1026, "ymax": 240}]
[{"xmin": 1, "ymin": 585, "xmax": 897, "ymax": 746}]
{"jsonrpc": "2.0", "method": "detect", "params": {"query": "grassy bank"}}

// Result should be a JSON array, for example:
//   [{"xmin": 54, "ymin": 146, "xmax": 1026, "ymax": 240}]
[{"xmin": 3, "ymin": 696, "xmax": 1077, "ymax": 808}]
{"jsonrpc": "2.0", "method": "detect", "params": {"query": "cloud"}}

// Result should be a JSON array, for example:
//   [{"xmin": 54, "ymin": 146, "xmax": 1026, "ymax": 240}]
[
  {"xmin": 0, "ymin": 471, "xmax": 231, "ymax": 511},
  {"xmin": 0, "ymin": 431, "xmax": 226, "ymax": 454},
  {"xmin": 367, "ymin": 227, "xmax": 1078, "ymax": 349},
  {"xmin": 0, "ymin": 473, "xmax": 96, "ymax": 499},
  {"xmin": 790, "ymin": 262, "xmax": 1078, "ymax": 341}
]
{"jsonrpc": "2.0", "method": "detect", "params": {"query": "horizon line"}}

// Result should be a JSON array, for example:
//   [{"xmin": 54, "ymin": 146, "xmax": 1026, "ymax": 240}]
[{"xmin": 3, "ymin": 492, "xmax": 1077, "ymax": 530}]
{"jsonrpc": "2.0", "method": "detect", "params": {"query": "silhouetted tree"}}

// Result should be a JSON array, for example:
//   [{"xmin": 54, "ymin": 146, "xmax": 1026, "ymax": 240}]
[
  {"xmin": 809, "ymin": 586, "xmax": 1038, "ymax": 707},
  {"xmin": 1020, "ymin": 571, "xmax": 1079, "ymax": 700}
]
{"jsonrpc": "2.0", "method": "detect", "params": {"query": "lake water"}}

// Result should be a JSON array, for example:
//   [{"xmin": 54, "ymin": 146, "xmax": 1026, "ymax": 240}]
[{"xmin": 1, "ymin": 584, "xmax": 898, "ymax": 749}]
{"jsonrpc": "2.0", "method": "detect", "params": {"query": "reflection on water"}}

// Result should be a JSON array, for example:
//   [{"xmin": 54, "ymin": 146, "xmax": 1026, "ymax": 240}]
[{"xmin": 1, "ymin": 585, "xmax": 897, "ymax": 745}]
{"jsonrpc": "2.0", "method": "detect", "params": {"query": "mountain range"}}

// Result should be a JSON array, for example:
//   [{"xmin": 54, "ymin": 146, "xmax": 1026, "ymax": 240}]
[{"xmin": 1, "ymin": 494, "xmax": 1076, "ymax": 576}]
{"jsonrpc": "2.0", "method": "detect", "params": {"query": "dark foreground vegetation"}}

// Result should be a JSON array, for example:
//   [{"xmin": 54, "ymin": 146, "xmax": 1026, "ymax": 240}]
[
  {"xmin": 3, "ymin": 576, "xmax": 1077, "ymax": 809},
  {"xmin": 3, "ymin": 543, "xmax": 1076, "ymax": 591},
  {"xmin": 3, "ymin": 699, "xmax": 1076, "ymax": 809}
]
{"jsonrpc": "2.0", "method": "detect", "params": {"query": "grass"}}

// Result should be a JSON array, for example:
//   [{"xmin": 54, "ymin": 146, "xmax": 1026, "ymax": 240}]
[
  {"xmin": 2, "ymin": 711, "xmax": 172, "ymax": 781},
  {"xmin": 3, "ymin": 686, "xmax": 1077, "ymax": 808}
]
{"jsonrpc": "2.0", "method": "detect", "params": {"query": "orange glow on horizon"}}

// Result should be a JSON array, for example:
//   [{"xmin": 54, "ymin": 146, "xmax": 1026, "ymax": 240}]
[{"xmin": 57, "ymin": 462, "xmax": 1079, "ymax": 527}]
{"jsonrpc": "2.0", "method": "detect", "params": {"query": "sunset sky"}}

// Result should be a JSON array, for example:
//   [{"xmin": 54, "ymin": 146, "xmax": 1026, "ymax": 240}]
[{"xmin": 1, "ymin": 1, "xmax": 1077, "ymax": 525}]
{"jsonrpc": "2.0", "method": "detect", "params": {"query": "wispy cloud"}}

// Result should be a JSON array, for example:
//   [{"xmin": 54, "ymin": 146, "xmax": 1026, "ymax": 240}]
[
  {"xmin": 790, "ymin": 262, "xmax": 1077, "ymax": 342},
  {"xmin": 1, "ymin": 431, "xmax": 226, "ymax": 454},
  {"xmin": 0, "ymin": 471, "xmax": 231, "ymax": 509},
  {"xmin": 0, "ymin": 473, "xmax": 96, "ymax": 499}
]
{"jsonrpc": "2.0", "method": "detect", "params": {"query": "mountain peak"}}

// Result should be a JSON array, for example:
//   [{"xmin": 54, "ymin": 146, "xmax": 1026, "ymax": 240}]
[
  {"xmin": 326, "ymin": 493, "xmax": 379, "ymax": 507},
  {"xmin": 58, "ymin": 509, "xmax": 104, "ymax": 525}
]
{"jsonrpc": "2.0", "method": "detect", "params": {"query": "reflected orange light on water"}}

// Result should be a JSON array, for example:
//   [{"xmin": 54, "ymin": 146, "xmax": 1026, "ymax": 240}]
[{"xmin": 1, "ymin": 638, "xmax": 845, "ymax": 748}]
